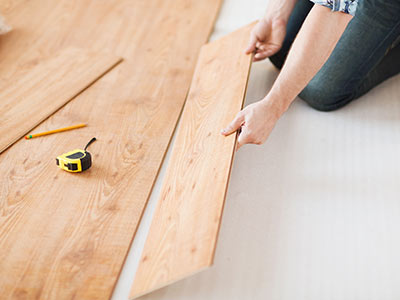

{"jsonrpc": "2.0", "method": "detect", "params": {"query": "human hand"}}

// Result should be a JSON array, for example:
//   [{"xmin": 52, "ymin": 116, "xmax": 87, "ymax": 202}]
[
  {"xmin": 245, "ymin": 18, "xmax": 286, "ymax": 61},
  {"xmin": 0, "ymin": 14, "xmax": 11, "ymax": 35},
  {"xmin": 221, "ymin": 98, "xmax": 285, "ymax": 150}
]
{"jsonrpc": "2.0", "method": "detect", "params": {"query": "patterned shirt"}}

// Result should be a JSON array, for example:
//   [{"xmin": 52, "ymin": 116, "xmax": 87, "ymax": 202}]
[{"xmin": 310, "ymin": 0, "xmax": 358, "ymax": 16}]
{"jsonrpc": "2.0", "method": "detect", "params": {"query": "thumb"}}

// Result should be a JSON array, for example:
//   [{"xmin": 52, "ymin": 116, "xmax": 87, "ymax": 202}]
[
  {"xmin": 221, "ymin": 113, "xmax": 244, "ymax": 136},
  {"xmin": 245, "ymin": 33, "xmax": 257, "ymax": 54}
]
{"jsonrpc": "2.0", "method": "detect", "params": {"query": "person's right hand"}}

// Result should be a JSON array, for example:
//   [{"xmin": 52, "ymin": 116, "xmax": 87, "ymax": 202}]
[{"xmin": 245, "ymin": 18, "xmax": 286, "ymax": 61}]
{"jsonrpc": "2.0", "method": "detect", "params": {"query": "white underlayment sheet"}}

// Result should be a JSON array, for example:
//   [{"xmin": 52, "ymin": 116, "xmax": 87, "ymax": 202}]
[{"xmin": 112, "ymin": 0, "xmax": 400, "ymax": 299}]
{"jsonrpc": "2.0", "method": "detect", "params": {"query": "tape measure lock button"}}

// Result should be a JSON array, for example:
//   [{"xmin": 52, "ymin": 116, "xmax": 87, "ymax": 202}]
[{"xmin": 56, "ymin": 138, "xmax": 96, "ymax": 173}]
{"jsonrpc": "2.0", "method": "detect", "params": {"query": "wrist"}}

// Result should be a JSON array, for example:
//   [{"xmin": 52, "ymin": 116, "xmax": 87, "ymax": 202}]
[
  {"xmin": 261, "ymin": 92, "xmax": 291, "ymax": 116},
  {"xmin": 262, "ymin": 15, "xmax": 288, "ymax": 26},
  {"xmin": 263, "ymin": 0, "xmax": 297, "ymax": 24}
]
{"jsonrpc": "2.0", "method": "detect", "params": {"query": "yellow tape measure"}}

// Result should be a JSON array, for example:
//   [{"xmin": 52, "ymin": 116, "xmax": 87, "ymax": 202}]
[{"xmin": 56, "ymin": 137, "xmax": 96, "ymax": 173}]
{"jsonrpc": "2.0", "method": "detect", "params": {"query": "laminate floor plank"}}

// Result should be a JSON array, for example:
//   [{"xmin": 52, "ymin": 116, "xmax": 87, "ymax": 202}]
[
  {"xmin": 0, "ymin": 47, "xmax": 122, "ymax": 153},
  {"xmin": 130, "ymin": 23, "xmax": 254, "ymax": 299},
  {"xmin": 0, "ymin": 1, "xmax": 222, "ymax": 299}
]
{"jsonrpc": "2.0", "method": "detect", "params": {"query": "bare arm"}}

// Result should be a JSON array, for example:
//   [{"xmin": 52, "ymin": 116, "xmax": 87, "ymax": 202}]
[
  {"xmin": 222, "ymin": 5, "xmax": 353, "ymax": 149},
  {"xmin": 267, "ymin": 5, "xmax": 352, "ymax": 112}
]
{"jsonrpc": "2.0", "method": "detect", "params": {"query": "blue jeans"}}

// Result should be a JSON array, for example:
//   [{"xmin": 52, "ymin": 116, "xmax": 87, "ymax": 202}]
[{"xmin": 269, "ymin": 0, "xmax": 400, "ymax": 111}]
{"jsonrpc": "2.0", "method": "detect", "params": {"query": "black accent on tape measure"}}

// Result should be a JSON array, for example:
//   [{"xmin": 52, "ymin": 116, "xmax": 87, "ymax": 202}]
[
  {"xmin": 84, "ymin": 137, "xmax": 97, "ymax": 151},
  {"xmin": 66, "ymin": 152, "xmax": 85, "ymax": 159},
  {"xmin": 81, "ymin": 152, "xmax": 92, "ymax": 171},
  {"xmin": 81, "ymin": 137, "xmax": 96, "ymax": 171},
  {"xmin": 68, "ymin": 163, "xmax": 78, "ymax": 171}
]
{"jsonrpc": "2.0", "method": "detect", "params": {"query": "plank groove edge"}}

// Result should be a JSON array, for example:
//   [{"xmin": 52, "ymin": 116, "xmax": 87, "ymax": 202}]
[{"xmin": 130, "ymin": 22, "xmax": 255, "ymax": 299}]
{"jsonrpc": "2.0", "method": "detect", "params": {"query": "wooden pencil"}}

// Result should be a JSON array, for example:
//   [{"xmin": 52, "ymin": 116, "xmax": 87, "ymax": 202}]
[{"xmin": 25, "ymin": 123, "xmax": 87, "ymax": 139}]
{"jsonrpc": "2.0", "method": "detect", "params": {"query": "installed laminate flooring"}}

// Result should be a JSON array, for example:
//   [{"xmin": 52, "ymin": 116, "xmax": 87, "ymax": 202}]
[
  {"xmin": 0, "ymin": 47, "xmax": 121, "ymax": 153},
  {"xmin": 0, "ymin": 0, "xmax": 222, "ymax": 299}
]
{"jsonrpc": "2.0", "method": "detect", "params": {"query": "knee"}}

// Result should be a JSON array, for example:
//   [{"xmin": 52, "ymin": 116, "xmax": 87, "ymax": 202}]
[{"xmin": 299, "ymin": 79, "xmax": 354, "ymax": 112}]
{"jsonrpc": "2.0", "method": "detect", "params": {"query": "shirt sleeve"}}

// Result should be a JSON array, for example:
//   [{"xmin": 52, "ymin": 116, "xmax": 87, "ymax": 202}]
[{"xmin": 310, "ymin": 0, "xmax": 358, "ymax": 16}]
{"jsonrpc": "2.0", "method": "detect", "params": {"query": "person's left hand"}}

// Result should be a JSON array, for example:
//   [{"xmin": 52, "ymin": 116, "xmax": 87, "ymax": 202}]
[{"xmin": 221, "ymin": 98, "xmax": 283, "ymax": 150}]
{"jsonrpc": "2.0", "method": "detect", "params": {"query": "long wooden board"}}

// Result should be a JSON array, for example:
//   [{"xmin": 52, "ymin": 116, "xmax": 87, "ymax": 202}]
[
  {"xmin": 130, "ymin": 23, "xmax": 254, "ymax": 299},
  {"xmin": 0, "ymin": 1, "xmax": 222, "ymax": 299},
  {"xmin": 0, "ymin": 48, "xmax": 122, "ymax": 153}
]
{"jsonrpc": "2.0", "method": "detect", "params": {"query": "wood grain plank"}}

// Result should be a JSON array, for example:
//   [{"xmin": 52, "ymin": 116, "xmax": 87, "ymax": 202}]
[
  {"xmin": 130, "ymin": 23, "xmax": 254, "ymax": 299},
  {"xmin": 0, "ymin": 48, "xmax": 122, "ymax": 153},
  {"xmin": 0, "ymin": 1, "xmax": 222, "ymax": 299}
]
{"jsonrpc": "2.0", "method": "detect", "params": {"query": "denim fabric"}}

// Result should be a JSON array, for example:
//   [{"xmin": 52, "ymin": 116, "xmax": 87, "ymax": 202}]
[
  {"xmin": 269, "ymin": 0, "xmax": 400, "ymax": 111},
  {"xmin": 311, "ymin": 0, "xmax": 358, "ymax": 16}
]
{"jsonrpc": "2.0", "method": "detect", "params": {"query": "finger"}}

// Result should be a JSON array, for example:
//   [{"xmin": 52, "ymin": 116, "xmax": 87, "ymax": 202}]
[
  {"xmin": 256, "ymin": 44, "xmax": 281, "ymax": 59},
  {"xmin": 262, "ymin": 44, "xmax": 281, "ymax": 57},
  {"xmin": 221, "ymin": 113, "xmax": 244, "ymax": 136},
  {"xmin": 245, "ymin": 34, "xmax": 257, "ymax": 54},
  {"xmin": 256, "ymin": 43, "xmax": 268, "ymax": 51},
  {"xmin": 236, "ymin": 128, "xmax": 250, "ymax": 150},
  {"xmin": 254, "ymin": 51, "xmax": 270, "ymax": 61}
]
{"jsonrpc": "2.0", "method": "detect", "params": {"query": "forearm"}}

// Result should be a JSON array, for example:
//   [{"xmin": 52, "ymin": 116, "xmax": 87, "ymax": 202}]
[
  {"xmin": 264, "ymin": 0, "xmax": 298, "ymax": 23},
  {"xmin": 222, "ymin": 3, "xmax": 353, "ymax": 148},
  {"xmin": 265, "ymin": 5, "xmax": 352, "ymax": 112}
]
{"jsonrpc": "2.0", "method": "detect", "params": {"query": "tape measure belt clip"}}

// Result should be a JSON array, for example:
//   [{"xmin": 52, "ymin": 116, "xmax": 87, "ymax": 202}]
[{"xmin": 56, "ymin": 158, "xmax": 79, "ymax": 171}]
